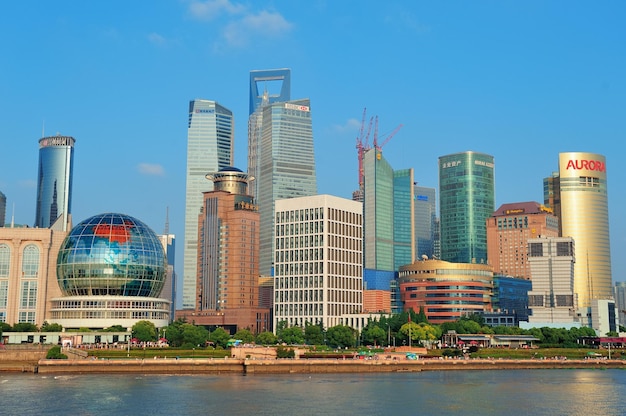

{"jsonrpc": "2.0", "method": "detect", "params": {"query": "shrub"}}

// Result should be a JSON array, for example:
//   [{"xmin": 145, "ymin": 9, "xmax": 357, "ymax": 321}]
[
  {"xmin": 276, "ymin": 346, "xmax": 295, "ymax": 358},
  {"xmin": 46, "ymin": 346, "xmax": 68, "ymax": 359}
]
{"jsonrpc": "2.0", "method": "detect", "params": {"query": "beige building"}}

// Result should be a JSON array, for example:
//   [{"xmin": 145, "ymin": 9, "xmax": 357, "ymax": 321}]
[
  {"xmin": 273, "ymin": 194, "xmax": 363, "ymax": 331},
  {"xmin": 0, "ymin": 225, "xmax": 68, "ymax": 326},
  {"xmin": 486, "ymin": 201, "xmax": 559, "ymax": 280},
  {"xmin": 553, "ymin": 152, "xmax": 612, "ymax": 309},
  {"xmin": 525, "ymin": 236, "xmax": 579, "ymax": 327}
]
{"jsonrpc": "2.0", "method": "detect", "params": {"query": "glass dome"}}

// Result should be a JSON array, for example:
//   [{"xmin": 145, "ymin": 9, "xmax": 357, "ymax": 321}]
[{"xmin": 57, "ymin": 213, "xmax": 166, "ymax": 297}]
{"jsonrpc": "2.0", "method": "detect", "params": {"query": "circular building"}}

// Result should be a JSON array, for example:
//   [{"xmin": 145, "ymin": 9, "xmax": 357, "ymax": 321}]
[{"xmin": 50, "ymin": 213, "xmax": 170, "ymax": 330}]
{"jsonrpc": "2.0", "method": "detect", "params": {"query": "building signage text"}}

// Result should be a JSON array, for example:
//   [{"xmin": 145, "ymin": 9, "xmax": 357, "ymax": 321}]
[{"xmin": 566, "ymin": 159, "xmax": 606, "ymax": 172}]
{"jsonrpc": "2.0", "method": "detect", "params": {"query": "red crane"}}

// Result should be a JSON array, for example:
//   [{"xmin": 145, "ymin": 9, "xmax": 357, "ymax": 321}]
[{"xmin": 355, "ymin": 108, "xmax": 402, "ymax": 192}]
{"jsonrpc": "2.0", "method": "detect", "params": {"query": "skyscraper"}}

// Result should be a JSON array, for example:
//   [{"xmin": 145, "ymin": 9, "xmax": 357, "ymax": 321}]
[
  {"xmin": 193, "ymin": 167, "xmax": 267, "ymax": 333},
  {"xmin": 362, "ymin": 148, "xmax": 414, "ymax": 313},
  {"xmin": 553, "ymin": 152, "xmax": 612, "ymax": 310},
  {"xmin": 393, "ymin": 169, "xmax": 415, "ymax": 270},
  {"xmin": 439, "ymin": 151, "xmax": 495, "ymax": 264},
  {"xmin": 181, "ymin": 99, "xmax": 234, "ymax": 310},
  {"xmin": 363, "ymin": 148, "xmax": 394, "ymax": 271},
  {"xmin": 248, "ymin": 80, "xmax": 317, "ymax": 276},
  {"xmin": 414, "ymin": 186, "xmax": 437, "ymax": 260},
  {"xmin": 35, "ymin": 135, "xmax": 75, "ymax": 231}
]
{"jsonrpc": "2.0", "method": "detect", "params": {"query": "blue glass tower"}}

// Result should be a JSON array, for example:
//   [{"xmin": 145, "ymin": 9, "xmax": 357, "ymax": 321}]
[
  {"xmin": 182, "ymin": 99, "xmax": 234, "ymax": 309},
  {"xmin": 35, "ymin": 135, "xmax": 75, "ymax": 231},
  {"xmin": 439, "ymin": 151, "xmax": 495, "ymax": 264}
]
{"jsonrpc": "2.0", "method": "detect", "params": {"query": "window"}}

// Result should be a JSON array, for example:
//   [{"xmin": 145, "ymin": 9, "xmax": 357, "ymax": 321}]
[
  {"xmin": 22, "ymin": 244, "xmax": 40, "ymax": 278},
  {"xmin": 529, "ymin": 243, "xmax": 543, "ymax": 257}
]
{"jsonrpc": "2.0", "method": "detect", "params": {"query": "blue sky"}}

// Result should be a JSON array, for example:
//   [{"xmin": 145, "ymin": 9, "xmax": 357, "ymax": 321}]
[{"xmin": 1, "ymin": 1, "xmax": 625, "ymax": 302}]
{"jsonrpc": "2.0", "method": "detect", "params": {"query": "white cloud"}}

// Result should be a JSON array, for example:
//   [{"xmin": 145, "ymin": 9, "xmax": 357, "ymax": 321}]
[
  {"xmin": 147, "ymin": 32, "xmax": 167, "ymax": 46},
  {"xmin": 221, "ymin": 10, "xmax": 293, "ymax": 48},
  {"xmin": 138, "ymin": 163, "xmax": 165, "ymax": 176},
  {"xmin": 332, "ymin": 118, "xmax": 362, "ymax": 133},
  {"xmin": 187, "ymin": 0, "xmax": 246, "ymax": 21},
  {"xmin": 18, "ymin": 179, "xmax": 36, "ymax": 189}
]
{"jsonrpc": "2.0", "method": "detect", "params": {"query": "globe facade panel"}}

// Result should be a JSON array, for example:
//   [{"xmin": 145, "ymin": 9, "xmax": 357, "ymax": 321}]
[{"xmin": 57, "ymin": 213, "xmax": 166, "ymax": 298}]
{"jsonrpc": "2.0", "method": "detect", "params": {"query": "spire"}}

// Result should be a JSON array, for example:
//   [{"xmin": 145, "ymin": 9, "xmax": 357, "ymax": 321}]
[{"xmin": 163, "ymin": 206, "xmax": 169, "ymax": 235}]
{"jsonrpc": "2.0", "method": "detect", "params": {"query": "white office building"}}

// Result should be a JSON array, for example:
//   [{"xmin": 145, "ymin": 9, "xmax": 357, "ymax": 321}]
[{"xmin": 273, "ymin": 195, "xmax": 363, "ymax": 331}]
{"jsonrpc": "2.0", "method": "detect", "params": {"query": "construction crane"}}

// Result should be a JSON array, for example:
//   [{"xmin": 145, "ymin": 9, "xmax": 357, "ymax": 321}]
[{"xmin": 355, "ymin": 108, "xmax": 403, "ymax": 193}]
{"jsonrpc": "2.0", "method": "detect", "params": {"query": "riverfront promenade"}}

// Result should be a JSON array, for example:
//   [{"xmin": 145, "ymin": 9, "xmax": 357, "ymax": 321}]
[{"xmin": 3, "ymin": 356, "xmax": 625, "ymax": 375}]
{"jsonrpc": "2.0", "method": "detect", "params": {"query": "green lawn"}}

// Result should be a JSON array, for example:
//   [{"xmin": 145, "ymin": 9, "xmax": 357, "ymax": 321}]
[{"xmin": 87, "ymin": 347, "xmax": 230, "ymax": 360}]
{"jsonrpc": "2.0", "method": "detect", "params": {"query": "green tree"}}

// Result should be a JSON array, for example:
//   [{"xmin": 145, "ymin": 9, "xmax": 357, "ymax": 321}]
[
  {"xmin": 209, "ymin": 327, "xmax": 230, "ymax": 349},
  {"xmin": 362, "ymin": 325, "xmax": 386, "ymax": 347},
  {"xmin": 281, "ymin": 326, "xmax": 305, "ymax": 345},
  {"xmin": 275, "ymin": 320, "xmax": 288, "ymax": 342},
  {"xmin": 326, "ymin": 325, "xmax": 355, "ymax": 348},
  {"xmin": 40, "ymin": 321, "xmax": 63, "ymax": 332},
  {"xmin": 13, "ymin": 322, "xmax": 38, "ymax": 332},
  {"xmin": 400, "ymin": 322, "xmax": 441, "ymax": 346},
  {"xmin": 256, "ymin": 331, "xmax": 277, "ymax": 345},
  {"xmin": 103, "ymin": 325, "xmax": 126, "ymax": 332},
  {"xmin": 233, "ymin": 328, "xmax": 255, "ymax": 344},
  {"xmin": 304, "ymin": 323, "xmax": 324, "ymax": 345},
  {"xmin": 132, "ymin": 320, "xmax": 157, "ymax": 342},
  {"xmin": 180, "ymin": 323, "xmax": 209, "ymax": 347}
]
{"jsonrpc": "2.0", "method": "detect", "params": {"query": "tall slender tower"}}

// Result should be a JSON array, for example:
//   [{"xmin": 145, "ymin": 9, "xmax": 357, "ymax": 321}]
[
  {"xmin": 248, "ymin": 68, "xmax": 291, "ymax": 200},
  {"xmin": 439, "ymin": 151, "xmax": 495, "ymax": 264},
  {"xmin": 181, "ymin": 99, "xmax": 234, "ymax": 310},
  {"xmin": 248, "ymin": 69, "xmax": 317, "ymax": 276},
  {"xmin": 0, "ymin": 190, "xmax": 6, "ymax": 227},
  {"xmin": 555, "ymin": 152, "xmax": 611, "ymax": 309},
  {"xmin": 35, "ymin": 135, "xmax": 75, "ymax": 231}
]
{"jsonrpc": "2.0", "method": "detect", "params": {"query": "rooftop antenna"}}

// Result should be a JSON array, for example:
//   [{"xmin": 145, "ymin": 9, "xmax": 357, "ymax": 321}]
[
  {"xmin": 163, "ymin": 206, "xmax": 170, "ymax": 235},
  {"xmin": 11, "ymin": 203, "xmax": 15, "ymax": 228},
  {"xmin": 42, "ymin": 120, "xmax": 45, "ymax": 137}
]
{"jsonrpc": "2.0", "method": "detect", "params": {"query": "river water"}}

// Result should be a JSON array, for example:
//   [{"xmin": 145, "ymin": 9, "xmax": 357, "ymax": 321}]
[{"xmin": 2, "ymin": 369, "xmax": 625, "ymax": 415}]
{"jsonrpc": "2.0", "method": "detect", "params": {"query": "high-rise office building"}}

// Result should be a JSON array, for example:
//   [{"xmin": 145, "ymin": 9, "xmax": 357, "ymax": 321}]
[
  {"xmin": 439, "ymin": 151, "xmax": 495, "ymax": 264},
  {"xmin": 0, "ymin": 191, "xmax": 5, "ymax": 227},
  {"xmin": 414, "ymin": 186, "xmax": 437, "ymax": 260},
  {"xmin": 393, "ymin": 169, "xmax": 415, "ymax": 269},
  {"xmin": 35, "ymin": 135, "xmax": 75, "ymax": 231},
  {"xmin": 362, "ymin": 149, "xmax": 414, "ymax": 313},
  {"xmin": 253, "ymin": 102, "xmax": 317, "ymax": 276},
  {"xmin": 273, "ymin": 194, "xmax": 363, "ymax": 330},
  {"xmin": 550, "ymin": 152, "xmax": 612, "ymax": 310},
  {"xmin": 191, "ymin": 167, "xmax": 268, "ymax": 333},
  {"xmin": 363, "ymin": 148, "xmax": 394, "ymax": 271},
  {"xmin": 181, "ymin": 100, "xmax": 234, "ymax": 310},
  {"xmin": 486, "ymin": 201, "xmax": 559, "ymax": 280},
  {"xmin": 248, "ymin": 68, "xmax": 291, "ymax": 201}
]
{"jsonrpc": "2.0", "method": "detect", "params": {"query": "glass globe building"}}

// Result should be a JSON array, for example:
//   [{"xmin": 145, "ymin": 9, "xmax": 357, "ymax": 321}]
[{"xmin": 51, "ymin": 213, "xmax": 170, "ymax": 329}]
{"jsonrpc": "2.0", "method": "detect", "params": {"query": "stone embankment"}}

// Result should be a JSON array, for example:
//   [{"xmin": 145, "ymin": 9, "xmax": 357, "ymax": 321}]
[{"xmin": 16, "ymin": 357, "xmax": 626, "ymax": 375}]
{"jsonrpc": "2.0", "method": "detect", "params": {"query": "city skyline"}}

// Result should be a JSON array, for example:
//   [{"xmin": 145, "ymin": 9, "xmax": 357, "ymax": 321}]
[{"xmin": 1, "ymin": 2, "xmax": 625, "ymax": 308}]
